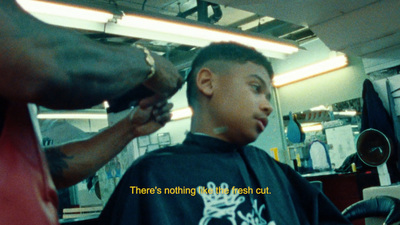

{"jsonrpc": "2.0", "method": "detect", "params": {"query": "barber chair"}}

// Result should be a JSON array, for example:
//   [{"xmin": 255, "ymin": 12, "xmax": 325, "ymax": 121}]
[
  {"xmin": 342, "ymin": 127, "xmax": 400, "ymax": 224},
  {"xmin": 342, "ymin": 195, "xmax": 400, "ymax": 225}
]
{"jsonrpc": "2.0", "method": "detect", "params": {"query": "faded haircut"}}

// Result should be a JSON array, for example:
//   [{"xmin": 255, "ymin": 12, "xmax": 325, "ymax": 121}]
[{"xmin": 186, "ymin": 42, "xmax": 274, "ymax": 106}]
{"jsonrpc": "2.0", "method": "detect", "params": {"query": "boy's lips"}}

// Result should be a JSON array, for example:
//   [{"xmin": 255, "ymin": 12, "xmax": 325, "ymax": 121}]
[{"xmin": 256, "ymin": 117, "xmax": 268, "ymax": 131}]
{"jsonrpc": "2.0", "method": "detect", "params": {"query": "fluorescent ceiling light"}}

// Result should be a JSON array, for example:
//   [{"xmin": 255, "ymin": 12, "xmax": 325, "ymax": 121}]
[
  {"xmin": 333, "ymin": 110, "xmax": 357, "ymax": 116},
  {"xmin": 16, "ymin": 0, "xmax": 113, "ymax": 23},
  {"xmin": 171, "ymin": 107, "xmax": 193, "ymax": 121},
  {"xmin": 273, "ymin": 55, "xmax": 348, "ymax": 87},
  {"xmin": 37, "ymin": 107, "xmax": 192, "ymax": 120},
  {"xmin": 16, "ymin": 0, "xmax": 113, "ymax": 31},
  {"xmin": 16, "ymin": 0, "xmax": 299, "ymax": 59},
  {"xmin": 310, "ymin": 105, "xmax": 332, "ymax": 111},
  {"xmin": 37, "ymin": 113, "xmax": 108, "ymax": 120},
  {"xmin": 112, "ymin": 14, "xmax": 298, "ymax": 59},
  {"xmin": 302, "ymin": 124, "xmax": 323, "ymax": 132}
]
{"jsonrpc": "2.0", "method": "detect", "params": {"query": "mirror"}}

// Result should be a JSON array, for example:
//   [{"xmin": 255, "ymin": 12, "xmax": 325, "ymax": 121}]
[{"xmin": 283, "ymin": 98, "xmax": 362, "ymax": 174}]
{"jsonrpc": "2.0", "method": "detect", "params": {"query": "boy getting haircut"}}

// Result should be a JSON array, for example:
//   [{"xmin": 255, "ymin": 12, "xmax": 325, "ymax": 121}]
[{"xmin": 99, "ymin": 42, "xmax": 351, "ymax": 225}]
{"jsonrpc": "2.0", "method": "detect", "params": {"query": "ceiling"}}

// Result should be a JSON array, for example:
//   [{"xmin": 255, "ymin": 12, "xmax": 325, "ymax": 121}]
[
  {"xmin": 47, "ymin": 0, "xmax": 400, "ymax": 74},
  {"xmin": 45, "ymin": 0, "xmax": 315, "ymax": 69},
  {"xmin": 207, "ymin": 0, "xmax": 400, "ymax": 73},
  {"xmin": 33, "ymin": 0, "xmax": 400, "ymax": 121}
]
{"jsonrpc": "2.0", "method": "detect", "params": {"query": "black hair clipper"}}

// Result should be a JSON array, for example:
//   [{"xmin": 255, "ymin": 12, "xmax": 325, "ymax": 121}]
[{"xmin": 106, "ymin": 85, "xmax": 154, "ymax": 113}]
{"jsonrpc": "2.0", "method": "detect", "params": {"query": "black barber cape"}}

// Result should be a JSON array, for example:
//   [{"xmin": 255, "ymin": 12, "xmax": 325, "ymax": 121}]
[{"xmin": 99, "ymin": 133, "xmax": 351, "ymax": 225}]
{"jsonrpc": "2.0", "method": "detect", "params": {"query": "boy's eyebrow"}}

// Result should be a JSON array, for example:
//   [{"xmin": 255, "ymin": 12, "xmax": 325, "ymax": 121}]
[{"xmin": 248, "ymin": 74, "xmax": 268, "ymax": 88}]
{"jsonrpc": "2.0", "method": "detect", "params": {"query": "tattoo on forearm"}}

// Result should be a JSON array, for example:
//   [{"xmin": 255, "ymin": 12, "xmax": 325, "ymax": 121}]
[{"xmin": 45, "ymin": 147, "xmax": 73, "ymax": 180}]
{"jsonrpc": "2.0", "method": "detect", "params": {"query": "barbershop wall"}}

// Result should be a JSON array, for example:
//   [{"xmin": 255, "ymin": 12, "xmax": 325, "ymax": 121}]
[
  {"xmin": 271, "ymin": 39, "xmax": 368, "ymax": 115},
  {"xmin": 251, "ymin": 90, "xmax": 287, "ymax": 162}
]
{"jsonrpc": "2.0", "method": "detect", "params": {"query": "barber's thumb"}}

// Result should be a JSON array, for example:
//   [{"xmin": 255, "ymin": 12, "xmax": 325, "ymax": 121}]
[{"xmin": 129, "ymin": 106, "xmax": 153, "ymax": 123}]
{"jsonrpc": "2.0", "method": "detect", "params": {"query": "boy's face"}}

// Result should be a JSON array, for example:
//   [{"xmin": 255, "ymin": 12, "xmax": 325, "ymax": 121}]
[{"xmin": 209, "ymin": 61, "xmax": 273, "ymax": 146}]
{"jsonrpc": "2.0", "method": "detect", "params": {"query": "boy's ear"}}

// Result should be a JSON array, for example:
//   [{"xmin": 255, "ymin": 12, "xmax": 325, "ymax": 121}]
[{"xmin": 196, "ymin": 68, "xmax": 214, "ymax": 97}]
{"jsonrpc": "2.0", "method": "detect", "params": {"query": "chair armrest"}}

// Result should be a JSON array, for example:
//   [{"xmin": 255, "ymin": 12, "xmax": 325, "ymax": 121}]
[{"xmin": 342, "ymin": 196, "xmax": 400, "ymax": 225}]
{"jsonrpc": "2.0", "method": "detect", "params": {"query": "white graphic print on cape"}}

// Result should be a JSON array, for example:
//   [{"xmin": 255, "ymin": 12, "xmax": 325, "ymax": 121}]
[{"xmin": 197, "ymin": 182, "xmax": 275, "ymax": 225}]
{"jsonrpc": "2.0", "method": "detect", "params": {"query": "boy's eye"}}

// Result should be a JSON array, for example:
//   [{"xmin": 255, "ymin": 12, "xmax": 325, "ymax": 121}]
[{"xmin": 250, "ymin": 83, "xmax": 261, "ymax": 92}]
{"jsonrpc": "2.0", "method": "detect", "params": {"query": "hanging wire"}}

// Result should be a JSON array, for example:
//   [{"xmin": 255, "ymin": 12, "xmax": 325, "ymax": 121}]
[
  {"xmin": 177, "ymin": 1, "xmax": 181, "ymax": 14},
  {"xmin": 391, "ymin": 87, "xmax": 400, "ymax": 94},
  {"xmin": 142, "ymin": 0, "xmax": 147, "ymax": 11}
]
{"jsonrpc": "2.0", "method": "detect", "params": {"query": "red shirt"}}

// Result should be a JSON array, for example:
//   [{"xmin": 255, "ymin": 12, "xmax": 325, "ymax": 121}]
[{"xmin": 0, "ymin": 102, "xmax": 59, "ymax": 225}]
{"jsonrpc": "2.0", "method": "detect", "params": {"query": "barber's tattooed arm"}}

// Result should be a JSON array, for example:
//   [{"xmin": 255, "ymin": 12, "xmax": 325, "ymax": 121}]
[
  {"xmin": 42, "ymin": 139, "xmax": 111, "ymax": 189},
  {"xmin": 45, "ymin": 146, "xmax": 73, "ymax": 187},
  {"xmin": 42, "ymin": 139, "xmax": 110, "ymax": 189},
  {"xmin": 42, "ymin": 101, "xmax": 173, "ymax": 189}
]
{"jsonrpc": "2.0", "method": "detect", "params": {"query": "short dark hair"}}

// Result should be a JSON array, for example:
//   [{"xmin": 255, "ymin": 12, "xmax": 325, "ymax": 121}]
[{"xmin": 186, "ymin": 42, "xmax": 274, "ymax": 106}]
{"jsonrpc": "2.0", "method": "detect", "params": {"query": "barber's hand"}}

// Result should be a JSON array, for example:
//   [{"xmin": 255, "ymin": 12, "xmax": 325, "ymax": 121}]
[
  {"xmin": 140, "ymin": 54, "xmax": 184, "ymax": 108},
  {"xmin": 129, "ymin": 100, "xmax": 173, "ymax": 137}
]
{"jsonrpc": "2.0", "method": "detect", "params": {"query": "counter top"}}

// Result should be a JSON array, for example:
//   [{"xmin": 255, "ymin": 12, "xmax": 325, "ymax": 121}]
[
  {"xmin": 301, "ymin": 171, "xmax": 338, "ymax": 177},
  {"xmin": 59, "ymin": 214, "xmax": 99, "ymax": 225}
]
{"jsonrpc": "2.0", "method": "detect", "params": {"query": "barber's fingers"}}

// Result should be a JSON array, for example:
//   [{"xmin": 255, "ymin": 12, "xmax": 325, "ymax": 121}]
[
  {"xmin": 129, "ymin": 106, "xmax": 152, "ymax": 124},
  {"xmin": 155, "ymin": 113, "xmax": 171, "ymax": 126},
  {"xmin": 132, "ymin": 104, "xmax": 172, "ymax": 136},
  {"xmin": 130, "ymin": 101, "xmax": 172, "ymax": 125},
  {"xmin": 153, "ymin": 102, "xmax": 173, "ymax": 125},
  {"xmin": 153, "ymin": 102, "xmax": 173, "ymax": 116},
  {"xmin": 138, "ymin": 94, "xmax": 165, "ymax": 109}
]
